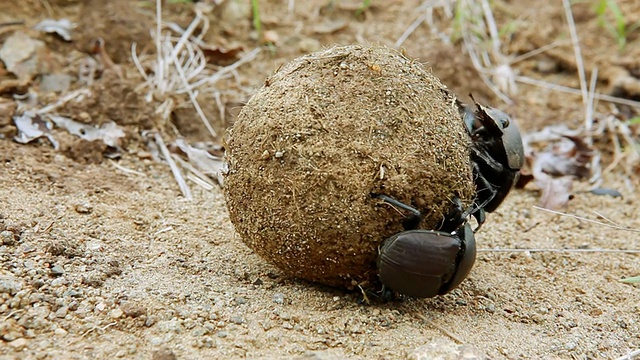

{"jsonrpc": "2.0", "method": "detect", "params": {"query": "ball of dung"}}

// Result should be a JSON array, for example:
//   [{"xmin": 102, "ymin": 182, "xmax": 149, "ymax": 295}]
[{"xmin": 223, "ymin": 44, "xmax": 474, "ymax": 288}]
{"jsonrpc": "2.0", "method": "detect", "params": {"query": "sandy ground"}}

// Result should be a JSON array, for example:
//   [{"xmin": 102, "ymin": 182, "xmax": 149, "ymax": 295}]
[{"xmin": 1, "ymin": 0, "xmax": 640, "ymax": 359}]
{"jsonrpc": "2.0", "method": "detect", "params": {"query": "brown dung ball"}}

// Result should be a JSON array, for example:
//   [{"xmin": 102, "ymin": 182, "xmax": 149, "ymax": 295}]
[{"xmin": 223, "ymin": 44, "xmax": 475, "ymax": 289}]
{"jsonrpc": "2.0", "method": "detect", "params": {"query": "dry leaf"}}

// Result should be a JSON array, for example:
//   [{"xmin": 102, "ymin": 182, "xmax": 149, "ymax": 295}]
[
  {"xmin": 49, "ymin": 115, "xmax": 125, "ymax": 148},
  {"xmin": 13, "ymin": 112, "xmax": 58, "ymax": 148},
  {"xmin": 520, "ymin": 126, "xmax": 597, "ymax": 209},
  {"xmin": 174, "ymin": 139, "xmax": 225, "ymax": 185},
  {"xmin": 33, "ymin": 18, "xmax": 74, "ymax": 41},
  {"xmin": 201, "ymin": 44, "xmax": 244, "ymax": 65},
  {"xmin": 536, "ymin": 136, "xmax": 593, "ymax": 179}
]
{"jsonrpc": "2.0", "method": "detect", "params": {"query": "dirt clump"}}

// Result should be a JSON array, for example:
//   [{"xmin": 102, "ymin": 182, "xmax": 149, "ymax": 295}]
[{"xmin": 224, "ymin": 44, "xmax": 475, "ymax": 288}]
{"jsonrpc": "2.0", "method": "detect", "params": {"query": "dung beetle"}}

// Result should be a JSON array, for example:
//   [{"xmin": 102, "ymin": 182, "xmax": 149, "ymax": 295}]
[
  {"xmin": 377, "ymin": 222, "xmax": 476, "ymax": 298},
  {"xmin": 374, "ymin": 194, "xmax": 476, "ymax": 298},
  {"xmin": 373, "ymin": 98, "xmax": 524, "ymax": 298},
  {"xmin": 461, "ymin": 97, "xmax": 525, "ymax": 223},
  {"xmin": 440, "ymin": 97, "xmax": 525, "ymax": 232}
]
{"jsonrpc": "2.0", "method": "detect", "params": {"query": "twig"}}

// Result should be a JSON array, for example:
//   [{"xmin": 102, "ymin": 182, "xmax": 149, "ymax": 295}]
[
  {"xmin": 156, "ymin": 0, "xmax": 164, "ymax": 92},
  {"xmin": 109, "ymin": 159, "xmax": 147, "ymax": 176},
  {"xmin": 614, "ymin": 349, "xmax": 640, "ymax": 360},
  {"xmin": 584, "ymin": 67, "xmax": 598, "ymax": 145},
  {"xmin": 3, "ymin": 309, "xmax": 25, "ymax": 322},
  {"xmin": 75, "ymin": 321, "xmax": 118, "ymax": 341},
  {"xmin": 172, "ymin": 154, "xmax": 216, "ymax": 190},
  {"xmin": 593, "ymin": 210, "xmax": 621, "ymax": 226},
  {"xmin": 185, "ymin": 47, "xmax": 261, "ymax": 92},
  {"xmin": 533, "ymin": 206, "xmax": 640, "ymax": 233},
  {"xmin": 168, "ymin": 39, "xmax": 217, "ymax": 138},
  {"xmin": 0, "ymin": 20, "xmax": 25, "ymax": 27},
  {"xmin": 562, "ymin": 0, "xmax": 588, "ymax": 109},
  {"xmin": 395, "ymin": 12, "xmax": 430, "ymax": 48},
  {"xmin": 513, "ymin": 75, "xmax": 640, "ymax": 109},
  {"xmin": 36, "ymin": 89, "xmax": 91, "ymax": 115},
  {"xmin": 155, "ymin": 226, "xmax": 173, "ymax": 235},
  {"xmin": 480, "ymin": 0, "xmax": 501, "ymax": 55},
  {"xmin": 509, "ymin": 40, "xmax": 565, "ymax": 64},
  {"xmin": 478, "ymin": 248, "xmax": 640, "ymax": 254},
  {"xmin": 416, "ymin": 313, "xmax": 464, "ymax": 344},
  {"xmin": 149, "ymin": 131, "xmax": 192, "ymax": 200}
]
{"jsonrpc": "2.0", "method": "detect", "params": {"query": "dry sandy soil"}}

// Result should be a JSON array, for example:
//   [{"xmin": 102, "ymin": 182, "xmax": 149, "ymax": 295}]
[{"xmin": 1, "ymin": 0, "xmax": 640, "ymax": 359}]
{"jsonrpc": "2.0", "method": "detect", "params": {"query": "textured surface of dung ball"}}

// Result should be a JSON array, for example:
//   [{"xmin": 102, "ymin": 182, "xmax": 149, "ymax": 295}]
[{"xmin": 223, "ymin": 44, "xmax": 475, "ymax": 288}]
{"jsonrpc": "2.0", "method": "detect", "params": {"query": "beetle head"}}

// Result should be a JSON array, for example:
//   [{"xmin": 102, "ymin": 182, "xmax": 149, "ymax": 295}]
[{"xmin": 469, "ymin": 101, "xmax": 524, "ymax": 171}]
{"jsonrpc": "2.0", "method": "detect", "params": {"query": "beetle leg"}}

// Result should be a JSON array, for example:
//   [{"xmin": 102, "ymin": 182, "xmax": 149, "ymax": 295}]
[
  {"xmin": 373, "ymin": 194, "xmax": 422, "ymax": 230},
  {"xmin": 471, "ymin": 161, "xmax": 498, "ymax": 208},
  {"xmin": 471, "ymin": 208, "xmax": 486, "ymax": 231},
  {"xmin": 438, "ymin": 196, "xmax": 467, "ymax": 233}
]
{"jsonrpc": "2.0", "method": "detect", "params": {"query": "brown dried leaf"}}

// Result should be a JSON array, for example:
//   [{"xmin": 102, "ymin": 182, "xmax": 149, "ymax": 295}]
[
  {"xmin": 201, "ymin": 44, "xmax": 244, "ymax": 65},
  {"xmin": 536, "ymin": 173, "xmax": 574, "ymax": 210},
  {"xmin": 535, "ymin": 136, "xmax": 593, "ymax": 179},
  {"xmin": 531, "ymin": 152, "xmax": 575, "ymax": 210}
]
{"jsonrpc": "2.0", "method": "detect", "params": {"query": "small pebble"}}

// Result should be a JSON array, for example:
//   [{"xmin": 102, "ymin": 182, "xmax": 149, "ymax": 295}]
[
  {"xmin": 1, "ymin": 230, "xmax": 15, "ymax": 245},
  {"xmin": 121, "ymin": 302, "xmax": 146, "ymax": 317},
  {"xmin": 8, "ymin": 338, "xmax": 28, "ymax": 351},
  {"xmin": 273, "ymin": 293, "xmax": 285, "ymax": 304},
  {"xmin": 235, "ymin": 297, "xmax": 247, "ymax": 305},
  {"xmin": 50, "ymin": 265, "xmax": 64, "ymax": 276},
  {"xmin": 55, "ymin": 306, "xmax": 68, "ymax": 318},
  {"xmin": 110, "ymin": 308, "xmax": 124, "ymax": 319},
  {"xmin": 145, "ymin": 316, "xmax": 157, "ymax": 327},
  {"xmin": 51, "ymin": 278, "xmax": 66, "ymax": 287},
  {"xmin": 54, "ymin": 328, "xmax": 68, "ymax": 336},
  {"xmin": 152, "ymin": 348, "xmax": 177, "ymax": 360},
  {"xmin": 0, "ymin": 276, "xmax": 22, "ymax": 295},
  {"xmin": 73, "ymin": 201, "xmax": 93, "ymax": 214},
  {"xmin": 536, "ymin": 58, "xmax": 559, "ymax": 74},
  {"xmin": 2, "ymin": 330, "xmax": 22, "ymax": 341}
]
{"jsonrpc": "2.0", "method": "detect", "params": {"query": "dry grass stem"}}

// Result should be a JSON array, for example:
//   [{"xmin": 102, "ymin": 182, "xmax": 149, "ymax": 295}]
[
  {"xmin": 147, "ymin": 131, "xmax": 192, "ymax": 200},
  {"xmin": 513, "ymin": 75, "xmax": 640, "ymax": 109},
  {"xmin": 478, "ymin": 248, "xmax": 640, "ymax": 254},
  {"xmin": 614, "ymin": 349, "xmax": 640, "ymax": 360},
  {"xmin": 34, "ymin": 89, "xmax": 91, "ymax": 115},
  {"xmin": 533, "ymin": 205, "xmax": 640, "ymax": 233},
  {"xmin": 416, "ymin": 313, "xmax": 464, "ymax": 344},
  {"xmin": 133, "ymin": 0, "xmax": 261, "ymax": 139},
  {"xmin": 457, "ymin": 0, "xmax": 516, "ymax": 104},
  {"xmin": 109, "ymin": 159, "xmax": 147, "ymax": 176},
  {"xmin": 562, "ymin": 0, "xmax": 589, "ymax": 110},
  {"xmin": 172, "ymin": 154, "xmax": 216, "ymax": 190}
]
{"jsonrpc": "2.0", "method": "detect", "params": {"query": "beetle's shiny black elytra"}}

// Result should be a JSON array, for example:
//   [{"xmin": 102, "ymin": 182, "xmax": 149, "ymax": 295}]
[
  {"xmin": 373, "ymin": 194, "xmax": 476, "ymax": 298},
  {"xmin": 377, "ymin": 223, "xmax": 476, "ymax": 298}
]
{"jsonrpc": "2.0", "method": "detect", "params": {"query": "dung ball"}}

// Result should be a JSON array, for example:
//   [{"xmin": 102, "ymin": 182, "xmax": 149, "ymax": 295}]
[{"xmin": 223, "ymin": 44, "xmax": 474, "ymax": 288}]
